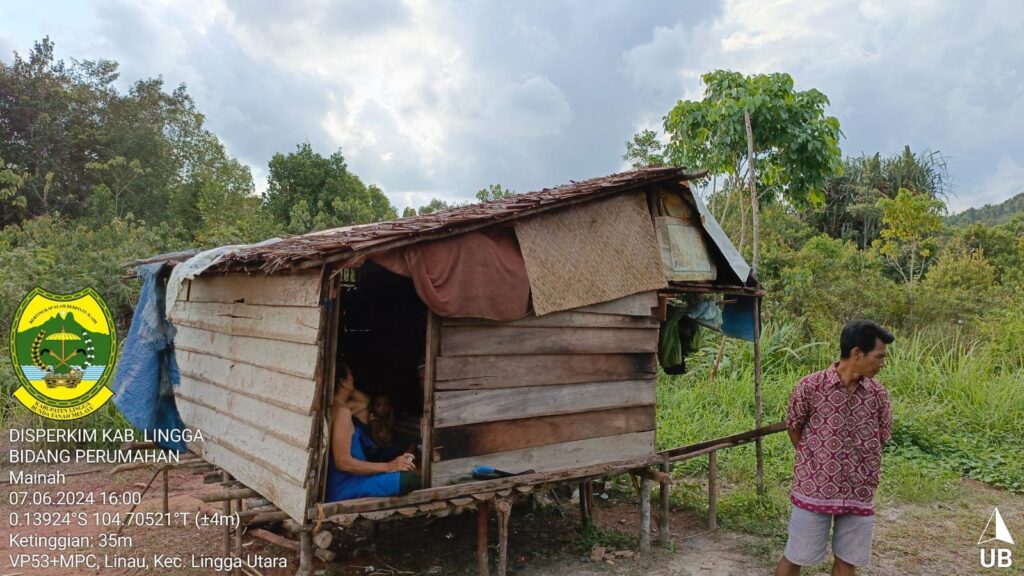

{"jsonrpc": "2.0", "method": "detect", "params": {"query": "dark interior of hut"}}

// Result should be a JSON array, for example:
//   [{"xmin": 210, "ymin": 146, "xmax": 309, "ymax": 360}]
[{"xmin": 337, "ymin": 261, "xmax": 427, "ymax": 461}]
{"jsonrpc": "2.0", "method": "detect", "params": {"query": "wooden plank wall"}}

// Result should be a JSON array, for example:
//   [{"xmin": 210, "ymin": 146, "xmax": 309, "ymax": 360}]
[
  {"xmin": 170, "ymin": 272, "xmax": 323, "ymax": 520},
  {"xmin": 431, "ymin": 291, "xmax": 659, "ymax": 486}
]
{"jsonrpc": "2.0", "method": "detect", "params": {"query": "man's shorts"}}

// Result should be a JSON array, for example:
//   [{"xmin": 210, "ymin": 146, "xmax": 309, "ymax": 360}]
[{"xmin": 783, "ymin": 506, "xmax": 875, "ymax": 567}]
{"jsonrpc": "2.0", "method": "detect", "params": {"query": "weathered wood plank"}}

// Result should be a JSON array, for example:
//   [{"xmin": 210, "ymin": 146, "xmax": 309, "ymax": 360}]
[
  {"xmin": 444, "ymin": 311, "xmax": 657, "ymax": 330},
  {"xmin": 175, "ymin": 395, "xmax": 310, "ymax": 485},
  {"xmin": 176, "ymin": 374, "xmax": 314, "ymax": 448},
  {"xmin": 174, "ymin": 324, "xmax": 319, "ymax": 380},
  {"xmin": 421, "ymin": 310, "xmax": 439, "ymax": 487},
  {"xmin": 169, "ymin": 301, "xmax": 320, "ymax": 345},
  {"xmin": 440, "ymin": 326, "xmax": 658, "ymax": 357},
  {"xmin": 194, "ymin": 437, "xmax": 309, "ymax": 522},
  {"xmin": 433, "ymin": 379, "xmax": 655, "ymax": 428},
  {"xmin": 434, "ymin": 353, "xmax": 656, "ymax": 390},
  {"xmin": 576, "ymin": 292, "xmax": 658, "ymax": 316},
  {"xmin": 175, "ymin": 349, "xmax": 317, "ymax": 415},
  {"xmin": 434, "ymin": 406, "xmax": 655, "ymax": 460},
  {"xmin": 431, "ymin": 431, "xmax": 656, "ymax": 486},
  {"xmin": 184, "ymin": 272, "xmax": 322, "ymax": 307}
]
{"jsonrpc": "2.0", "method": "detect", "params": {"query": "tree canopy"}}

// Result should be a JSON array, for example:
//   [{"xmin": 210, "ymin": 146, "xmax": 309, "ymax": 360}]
[
  {"xmin": 263, "ymin": 143, "xmax": 396, "ymax": 233},
  {"xmin": 662, "ymin": 70, "xmax": 842, "ymax": 208}
]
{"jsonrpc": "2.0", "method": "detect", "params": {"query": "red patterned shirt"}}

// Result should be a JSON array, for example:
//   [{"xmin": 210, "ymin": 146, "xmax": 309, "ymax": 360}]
[{"xmin": 786, "ymin": 362, "xmax": 892, "ymax": 516}]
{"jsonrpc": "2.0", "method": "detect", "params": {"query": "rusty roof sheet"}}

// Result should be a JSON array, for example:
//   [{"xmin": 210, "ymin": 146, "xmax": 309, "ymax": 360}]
[{"xmin": 207, "ymin": 167, "xmax": 699, "ymax": 275}]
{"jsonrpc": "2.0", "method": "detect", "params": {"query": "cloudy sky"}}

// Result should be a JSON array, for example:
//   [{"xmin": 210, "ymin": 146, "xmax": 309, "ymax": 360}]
[{"xmin": 2, "ymin": 0, "xmax": 1022, "ymax": 213}]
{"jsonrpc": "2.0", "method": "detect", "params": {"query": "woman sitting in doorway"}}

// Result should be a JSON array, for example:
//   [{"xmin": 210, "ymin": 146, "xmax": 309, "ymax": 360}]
[{"xmin": 326, "ymin": 362, "xmax": 419, "ymax": 501}]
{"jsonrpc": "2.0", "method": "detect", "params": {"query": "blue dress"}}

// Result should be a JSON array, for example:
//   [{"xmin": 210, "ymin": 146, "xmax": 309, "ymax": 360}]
[{"xmin": 325, "ymin": 419, "xmax": 401, "ymax": 501}]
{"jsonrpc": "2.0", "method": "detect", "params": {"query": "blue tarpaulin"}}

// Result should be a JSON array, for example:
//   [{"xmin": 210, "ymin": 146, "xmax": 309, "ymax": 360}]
[
  {"xmin": 722, "ymin": 296, "xmax": 758, "ymax": 341},
  {"xmin": 112, "ymin": 263, "xmax": 187, "ymax": 452}
]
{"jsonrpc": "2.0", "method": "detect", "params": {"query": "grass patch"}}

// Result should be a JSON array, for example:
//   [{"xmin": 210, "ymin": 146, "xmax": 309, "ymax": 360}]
[{"xmin": 655, "ymin": 316, "xmax": 1023, "ymax": 557}]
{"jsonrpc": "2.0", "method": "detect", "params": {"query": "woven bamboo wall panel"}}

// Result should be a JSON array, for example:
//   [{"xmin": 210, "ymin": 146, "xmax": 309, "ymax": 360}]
[{"xmin": 514, "ymin": 192, "xmax": 666, "ymax": 316}]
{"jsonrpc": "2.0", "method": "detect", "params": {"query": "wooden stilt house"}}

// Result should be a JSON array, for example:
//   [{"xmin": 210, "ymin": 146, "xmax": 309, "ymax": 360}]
[{"xmin": 152, "ymin": 167, "xmax": 763, "ymax": 574}]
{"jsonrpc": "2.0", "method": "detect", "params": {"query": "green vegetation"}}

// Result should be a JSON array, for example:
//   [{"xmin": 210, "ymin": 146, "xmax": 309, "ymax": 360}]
[{"xmin": 947, "ymin": 192, "xmax": 1024, "ymax": 226}]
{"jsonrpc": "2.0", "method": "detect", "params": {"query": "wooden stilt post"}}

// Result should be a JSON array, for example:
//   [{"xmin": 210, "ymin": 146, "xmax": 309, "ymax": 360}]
[
  {"xmin": 585, "ymin": 481, "xmax": 594, "ymax": 518},
  {"xmin": 299, "ymin": 530, "xmax": 313, "ymax": 576},
  {"xmin": 639, "ymin": 477, "xmax": 652, "ymax": 555},
  {"xmin": 221, "ymin": 471, "xmax": 231, "ymax": 558},
  {"xmin": 753, "ymin": 296, "xmax": 765, "ymax": 495},
  {"xmin": 234, "ymin": 498, "xmax": 243, "ymax": 576},
  {"xmin": 162, "ymin": 468, "xmax": 169, "ymax": 514},
  {"xmin": 658, "ymin": 462, "xmax": 670, "ymax": 547},
  {"xmin": 495, "ymin": 499, "xmax": 511, "ymax": 576},
  {"xmin": 477, "ymin": 502, "xmax": 490, "ymax": 576},
  {"xmin": 578, "ymin": 481, "xmax": 590, "ymax": 528},
  {"xmin": 707, "ymin": 452, "xmax": 718, "ymax": 530}
]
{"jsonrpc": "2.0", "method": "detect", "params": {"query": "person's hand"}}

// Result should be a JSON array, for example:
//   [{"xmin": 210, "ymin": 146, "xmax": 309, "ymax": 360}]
[{"xmin": 387, "ymin": 453, "xmax": 415, "ymax": 472}]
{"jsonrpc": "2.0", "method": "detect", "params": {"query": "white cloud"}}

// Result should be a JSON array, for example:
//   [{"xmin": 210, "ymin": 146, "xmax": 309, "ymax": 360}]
[{"xmin": 4, "ymin": 0, "xmax": 1023, "ymax": 212}]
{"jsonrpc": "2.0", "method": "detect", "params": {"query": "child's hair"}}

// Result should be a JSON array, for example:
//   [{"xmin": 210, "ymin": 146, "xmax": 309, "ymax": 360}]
[{"xmin": 337, "ymin": 360, "xmax": 351, "ymax": 381}]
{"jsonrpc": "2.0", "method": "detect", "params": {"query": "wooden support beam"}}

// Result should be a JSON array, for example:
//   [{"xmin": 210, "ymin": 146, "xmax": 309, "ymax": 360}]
[
  {"xmin": 707, "ymin": 452, "xmax": 718, "ymax": 530},
  {"xmin": 311, "ymin": 453, "xmax": 665, "ymax": 518},
  {"xmin": 477, "ymin": 501, "xmax": 490, "ymax": 576},
  {"xmin": 162, "ymin": 469, "xmax": 169, "ymax": 515},
  {"xmin": 198, "ymin": 488, "xmax": 260, "ymax": 503},
  {"xmin": 639, "ymin": 478, "xmax": 652, "ymax": 554},
  {"xmin": 422, "ymin": 310, "xmax": 439, "ymax": 485},
  {"xmin": 222, "ymin": 471, "xmax": 231, "ymax": 559},
  {"xmin": 658, "ymin": 462, "xmax": 670, "ymax": 548},
  {"xmin": 578, "ymin": 481, "xmax": 590, "ymax": 528},
  {"xmin": 754, "ymin": 297, "xmax": 765, "ymax": 495},
  {"xmin": 299, "ymin": 530, "xmax": 313, "ymax": 576},
  {"xmin": 660, "ymin": 421, "xmax": 785, "ymax": 462},
  {"xmin": 495, "ymin": 500, "xmax": 511, "ymax": 576},
  {"xmin": 234, "ymin": 499, "xmax": 243, "ymax": 576}
]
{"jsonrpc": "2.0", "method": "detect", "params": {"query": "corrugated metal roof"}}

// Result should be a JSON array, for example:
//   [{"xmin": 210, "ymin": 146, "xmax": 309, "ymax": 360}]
[{"xmin": 207, "ymin": 167, "xmax": 701, "ymax": 275}]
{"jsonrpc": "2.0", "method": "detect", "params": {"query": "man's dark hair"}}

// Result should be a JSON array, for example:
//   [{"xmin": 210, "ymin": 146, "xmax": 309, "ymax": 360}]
[
  {"xmin": 337, "ymin": 360, "xmax": 350, "ymax": 381},
  {"xmin": 840, "ymin": 320, "xmax": 895, "ymax": 359}
]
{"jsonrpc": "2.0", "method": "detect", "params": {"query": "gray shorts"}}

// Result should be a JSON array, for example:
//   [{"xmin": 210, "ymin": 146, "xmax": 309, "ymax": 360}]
[{"xmin": 783, "ymin": 506, "xmax": 875, "ymax": 567}]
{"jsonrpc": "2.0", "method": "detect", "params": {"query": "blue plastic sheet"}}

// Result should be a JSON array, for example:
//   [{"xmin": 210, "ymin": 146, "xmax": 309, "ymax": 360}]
[
  {"xmin": 722, "ymin": 296, "xmax": 758, "ymax": 342},
  {"xmin": 112, "ymin": 263, "xmax": 187, "ymax": 452}
]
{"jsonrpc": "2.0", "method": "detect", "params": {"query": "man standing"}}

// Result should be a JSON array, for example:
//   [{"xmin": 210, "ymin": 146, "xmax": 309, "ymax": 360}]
[{"xmin": 775, "ymin": 320, "xmax": 895, "ymax": 576}]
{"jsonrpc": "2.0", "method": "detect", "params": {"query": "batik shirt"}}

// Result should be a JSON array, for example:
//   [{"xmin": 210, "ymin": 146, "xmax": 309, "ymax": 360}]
[{"xmin": 786, "ymin": 362, "xmax": 892, "ymax": 516}]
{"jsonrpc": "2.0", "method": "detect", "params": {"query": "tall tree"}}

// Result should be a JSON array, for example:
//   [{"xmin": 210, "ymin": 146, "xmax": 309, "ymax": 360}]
[
  {"xmin": 263, "ymin": 143, "xmax": 396, "ymax": 233},
  {"xmin": 662, "ymin": 70, "xmax": 842, "ymax": 210}
]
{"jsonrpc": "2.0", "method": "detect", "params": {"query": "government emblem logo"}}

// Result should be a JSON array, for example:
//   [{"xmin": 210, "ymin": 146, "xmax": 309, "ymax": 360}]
[{"xmin": 8, "ymin": 287, "xmax": 117, "ymax": 420}]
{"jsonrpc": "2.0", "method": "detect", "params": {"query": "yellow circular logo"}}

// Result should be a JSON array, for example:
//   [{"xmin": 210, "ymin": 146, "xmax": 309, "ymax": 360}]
[{"xmin": 8, "ymin": 287, "xmax": 118, "ymax": 420}]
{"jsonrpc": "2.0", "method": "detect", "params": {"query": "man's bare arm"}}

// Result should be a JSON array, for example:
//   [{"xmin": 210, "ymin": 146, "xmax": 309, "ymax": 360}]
[{"xmin": 787, "ymin": 428, "xmax": 802, "ymax": 449}]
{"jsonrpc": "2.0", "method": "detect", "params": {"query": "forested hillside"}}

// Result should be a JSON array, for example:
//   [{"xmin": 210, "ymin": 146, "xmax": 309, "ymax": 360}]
[{"xmin": 947, "ymin": 191, "xmax": 1024, "ymax": 226}]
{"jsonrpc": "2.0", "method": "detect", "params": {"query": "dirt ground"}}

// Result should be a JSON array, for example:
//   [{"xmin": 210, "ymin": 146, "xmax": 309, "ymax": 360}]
[{"xmin": 3, "ymin": 453, "xmax": 1023, "ymax": 576}]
